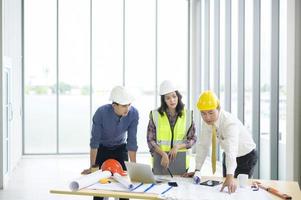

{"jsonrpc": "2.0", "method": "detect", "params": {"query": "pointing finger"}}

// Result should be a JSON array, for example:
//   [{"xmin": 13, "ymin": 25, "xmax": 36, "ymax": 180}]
[{"xmin": 220, "ymin": 184, "xmax": 225, "ymax": 192}]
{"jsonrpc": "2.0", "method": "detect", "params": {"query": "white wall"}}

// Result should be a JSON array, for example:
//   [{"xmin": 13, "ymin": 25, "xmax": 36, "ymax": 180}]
[
  {"xmin": 294, "ymin": 0, "xmax": 301, "ymax": 185},
  {"xmin": 1, "ymin": 0, "xmax": 23, "ymax": 187},
  {"xmin": 0, "ymin": 0, "xmax": 4, "ymax": 189}
]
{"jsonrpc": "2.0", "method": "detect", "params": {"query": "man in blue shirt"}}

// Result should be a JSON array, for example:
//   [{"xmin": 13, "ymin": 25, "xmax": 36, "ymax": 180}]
[{"xmin": 82, "ymin": 86, "xmax": 139, "ymax": 200}]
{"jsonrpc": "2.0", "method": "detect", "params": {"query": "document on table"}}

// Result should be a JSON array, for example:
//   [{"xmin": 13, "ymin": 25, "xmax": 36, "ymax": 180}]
[
  {"xmin": 87, "ymin": 182, "xmax": 132, "ymax": 192},
  {"xmin": 87, "ymin": 182, "xmax": 173, "ymax": 195},
  {"xmin": 160, "ymin": 183, "xmax": 273, "ymax": 200},
  {"xmin": 131, "ymin": 183, "xmax": 173, "ymax": 194},
  {"xmin": 84, "ymin": 177, "xmax": 273, "ymax": 200}
]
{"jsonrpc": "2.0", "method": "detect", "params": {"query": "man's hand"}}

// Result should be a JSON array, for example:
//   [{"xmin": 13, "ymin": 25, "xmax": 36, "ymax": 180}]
[
  {"xmin": 220, "ymin": 174, "xmax": 237, "ymax": 194},
  {"xmin": 81, "ymin": 165, "xmax": 99, "ymax": 175},
  {"xmin": 168, "ymin": 145, "xmax": 179, "ymax": 161},
  {"xmin": 81, "ymin": 168, "xmax": 92, "ymax": 175},
  {"xmin": 161, "ymin": 152, "xmax": 170, "ymax": 169},
  {"xmin": 128, "ymin": 151, "xmax": 137, "ymax": 162},
  {"xmin": 182, "ymin": 171, "xmax": 195, "ymax": 177}
]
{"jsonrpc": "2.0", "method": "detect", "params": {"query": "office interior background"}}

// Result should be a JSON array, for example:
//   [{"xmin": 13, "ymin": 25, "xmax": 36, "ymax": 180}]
[{"xmin": 0, "ymin": 0, "xmax": 300, "ymax": 198}]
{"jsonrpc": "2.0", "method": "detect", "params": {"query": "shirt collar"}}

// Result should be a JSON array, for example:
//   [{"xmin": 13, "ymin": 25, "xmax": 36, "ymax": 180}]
[
  {"xmin": 213, "ymin": 109, "xmax": 222, "ymax": 128},
  {"xmin": 110, "ymin": 104, "xmax": 122, "ymax": 121},
  {"xmin": 166, "ymin": 109, "xmax": 178, "ymax": 118}
]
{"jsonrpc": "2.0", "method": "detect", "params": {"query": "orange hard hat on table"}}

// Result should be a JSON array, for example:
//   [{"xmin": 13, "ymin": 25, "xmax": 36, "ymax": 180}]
[{"xmin": 101, "ymin": 159, "xmax": 126, "ymax": 176}]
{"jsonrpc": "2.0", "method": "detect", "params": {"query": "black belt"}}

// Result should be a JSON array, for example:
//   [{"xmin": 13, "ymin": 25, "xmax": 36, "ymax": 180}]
[
  {"xmin": 99, "ymin": 143, "xmax": 126, "ymax": 151},
  {"xmin": 238, "ymin": 149, "xmax": 256, "ymax": 159}
]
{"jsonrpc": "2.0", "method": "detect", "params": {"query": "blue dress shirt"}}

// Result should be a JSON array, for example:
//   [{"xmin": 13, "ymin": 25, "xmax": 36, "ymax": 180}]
[{"xmin": 90, "ymin": 104, "xmax": 139, "ymax": 151}]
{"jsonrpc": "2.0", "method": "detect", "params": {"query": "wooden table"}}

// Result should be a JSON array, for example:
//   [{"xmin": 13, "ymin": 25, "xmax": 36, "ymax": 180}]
[
  {"xmin": 50, "ymin": 177, "xmax": 300, "ymax": 200},
  {"xmin": 247, "ymin": 178, "xmax": 300, "ymax": 200},
  {"xmin": 50, "ymin": 188, "xmax": 161, "ymax": 199}
]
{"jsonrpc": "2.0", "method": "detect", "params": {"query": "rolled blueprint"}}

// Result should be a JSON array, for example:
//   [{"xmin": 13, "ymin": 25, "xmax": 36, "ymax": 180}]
[
  {"xmin": 193, "ymin": 171, "xmax": 202, "ymax": 184},
  {"xmin": 112, "ymin": 173, "xmax": 134, "ymax": 190},
  {"xmin": 69, "ymin": 170, "xmax": 111, "ymax": 191}
]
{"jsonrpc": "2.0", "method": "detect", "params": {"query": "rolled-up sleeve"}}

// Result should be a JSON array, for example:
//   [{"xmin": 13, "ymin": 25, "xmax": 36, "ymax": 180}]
[
  {"xmin": 126, "ymin": 110, "xmax": 139, "ymax": 151},
  {"xmin": 90, "ymin": 111, "xmax": 102, "ymax": 149},
  {"xmin": 222, "ymin": 122, "xmax": 239, "ymax": 175},
  {"xmin": 184, "ymin": 121, "xmax": 197, "ymax": 149},
  {"xmin": 147, "ymin": 116, "xmax": 157, "ymax": 153}
]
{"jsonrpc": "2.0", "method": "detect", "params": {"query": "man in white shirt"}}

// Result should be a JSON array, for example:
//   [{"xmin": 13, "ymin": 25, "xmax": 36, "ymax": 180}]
[{"xmin": 183, "ymin": 90, "xmax": 257, "ymax": 194}]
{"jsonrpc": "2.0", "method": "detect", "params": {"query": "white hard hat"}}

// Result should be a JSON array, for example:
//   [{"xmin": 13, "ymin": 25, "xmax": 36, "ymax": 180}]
[
  {"xmin": 109, "ymin": 86, "xmax": 134, "ymax": 105},
  {"xmin": 159, "ymin": 80, "xmax": 178, "ymax": 95}
]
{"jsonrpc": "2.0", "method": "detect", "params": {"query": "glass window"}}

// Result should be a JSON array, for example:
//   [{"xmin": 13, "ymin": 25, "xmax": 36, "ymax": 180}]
[
  {"xmin": 201, "ymin": 0, "xmax": 208, "ymax": 91},
  {"xmin": 24, "ymin": 0, "xmax": 57, "ymax": 153},
  {"xmin": 92, "ymin": 0, "xmax": 123, "ymax": 114},
  {"xmin": 219, "ymin": 0, "xmax": 226, "ymax": 107},
  {"xmin": 209, "ymin": 0, "xmax": 215, "ymax": 90},
  {"xmin": 24, "ymin": 0, "xmax": 190, "ymax": 154},
  {"xmin": 58, "ymin": 0, "xmax": 90, "ymax": 153},
  {"xmin": 244, "ymin": 0, "xmax": 254, "ymax": 132},
  {"xmin": 157, "ymin": 0, "xmax": 188, "ymax": 103},
  {"xmin": 231, "ymin": 0, "xmax": 238, "ymax": 117},
  {"xmin": 125, "ymin": 0, "xmax": 156, "ymax": 152},
  {"xmin": 260, "ymin": 0, "xmax": 272, "ymax": 179},
  {"xmin": 278, "ymin": 0, "xmax": 287, "ymax": 180}
]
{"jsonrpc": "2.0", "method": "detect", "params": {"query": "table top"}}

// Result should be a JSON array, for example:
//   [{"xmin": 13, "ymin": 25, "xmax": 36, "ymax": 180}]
[
  {"xmin": 50, "ymin": 176, "xmax": 300, "ymax": 200},
  {"xmin": 247, "ymin": 178, "xmax": 300, "ymax": 200}
]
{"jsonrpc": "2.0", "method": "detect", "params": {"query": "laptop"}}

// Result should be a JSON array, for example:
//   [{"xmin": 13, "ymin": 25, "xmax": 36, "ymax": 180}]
[
  {"xmin": 125, "ymin": 161, "xmax": 170, "ymax": 184},
  {"xmin": 153, "ymin": 151, "xmax": 186, "ymax": 175}
]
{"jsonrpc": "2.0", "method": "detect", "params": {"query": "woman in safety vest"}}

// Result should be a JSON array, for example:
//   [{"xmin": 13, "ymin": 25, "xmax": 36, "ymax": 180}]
[
  {"xmin": 147, "ymin": 80, "xmax": 197, "ymax": 174},
  {"xmin": 183, "ymin": 90, "xmax": 257, "ymax": 194}
]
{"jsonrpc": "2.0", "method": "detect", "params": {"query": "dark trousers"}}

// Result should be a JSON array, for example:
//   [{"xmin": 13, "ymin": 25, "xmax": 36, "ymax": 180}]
[
  {"xmin": 93, "ymin": 144, "xmax": 128, "ymax": 200},
  {"xmin": 222, "ymin": 149, "xmax": 258, "ymax": 178}
]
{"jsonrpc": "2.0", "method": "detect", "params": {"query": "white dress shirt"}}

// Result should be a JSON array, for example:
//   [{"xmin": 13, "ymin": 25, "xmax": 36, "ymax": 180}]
[{"xmin": 195, "ymin": 109, "xmax": 256, "ymax": 175}]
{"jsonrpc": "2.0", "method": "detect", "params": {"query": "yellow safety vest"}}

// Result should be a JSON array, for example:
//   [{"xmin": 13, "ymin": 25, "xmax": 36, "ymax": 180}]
[{"xmin": 151, "ymin": 109, "xmax": 192, "ymax": 168}]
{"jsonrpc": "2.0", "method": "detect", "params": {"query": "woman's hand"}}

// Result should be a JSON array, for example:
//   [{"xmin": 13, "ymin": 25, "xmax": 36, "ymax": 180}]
[
  {"xmin": 181, "ymin": 171, "xmax": 195, "ymax": 178},
  {"xmin": 220, "ymin": 175, "xmax": 237, "ymax": 193},
  {"xmin": 168, "ymin": 145, "xmax": 179, "ymax": 161},
  {"xmin": 161, "ymin": 152, "xmax": 170, "ymax": 169}
]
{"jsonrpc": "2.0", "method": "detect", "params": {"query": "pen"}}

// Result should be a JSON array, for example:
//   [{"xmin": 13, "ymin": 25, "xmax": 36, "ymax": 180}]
[
  {"xmin": 130, "ymin": 182, "xmax": 144, "ymax": 191},
  {"xmin": 144, "ymin": 183, "xmax": 155, "ymax": 192},
  {"xmin": 167, "ymin": 168, "xmax": 173, "ymax": 178},
  {"xmin": 161, "ymin": 186, "xmax": 173, "ymax": 194},
  {"xmin": 253, "ymin": 181, "xmax": 292, "ymax": 200}
]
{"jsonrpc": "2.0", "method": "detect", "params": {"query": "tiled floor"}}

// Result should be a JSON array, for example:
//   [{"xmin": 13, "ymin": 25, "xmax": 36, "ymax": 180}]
[{"xmin": 0, "ymin": 154, "xmax": 221, "ymax": 200}]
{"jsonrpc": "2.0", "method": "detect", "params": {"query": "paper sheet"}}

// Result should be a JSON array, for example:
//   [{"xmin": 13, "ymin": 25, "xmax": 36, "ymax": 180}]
[
  {"xmin": 160, "ymin": 182, "xmax": 273, "ymax": 200},
  {"xmin": 87, "ymin": 182, "xmax": 131, "ymax": 191},
  {"xmin": 71, "ymin": 175, "xmax": 274, "ymax": 200},
  {"xmin": 69, "ymin": 170, "xmax": 111, "ymax": 191},
  {"xmin": 112, "ymin": 173, "xmax": 134, "ymax": 189},
  {"xmin": 88, "ymin": 182, "xmax": 173, "ymax": 195}
]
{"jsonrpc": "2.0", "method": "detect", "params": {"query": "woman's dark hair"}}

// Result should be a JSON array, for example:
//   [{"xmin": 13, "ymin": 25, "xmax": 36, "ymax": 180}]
[{"xmin": 158, "ymin": 90, "xmax": 185, "ymax": 117}]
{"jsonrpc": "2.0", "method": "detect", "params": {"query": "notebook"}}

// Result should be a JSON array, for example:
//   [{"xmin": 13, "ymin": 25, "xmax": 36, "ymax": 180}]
[
  {"xmin": 125, "ymin": 161, "xmax": 170, "ymax": 184},
  {"xmin": 153, "ymin": 151, "xmax": 187, "ymax": 175}
]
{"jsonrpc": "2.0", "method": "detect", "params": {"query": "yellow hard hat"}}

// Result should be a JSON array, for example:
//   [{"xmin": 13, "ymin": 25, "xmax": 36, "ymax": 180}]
[{"xmin": 196, "ymin": 90, "xmax": 219, "ymax": 111}]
